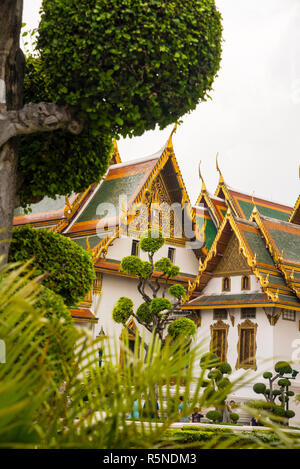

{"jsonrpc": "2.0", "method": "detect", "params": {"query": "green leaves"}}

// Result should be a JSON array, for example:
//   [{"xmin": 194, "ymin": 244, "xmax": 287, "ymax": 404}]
[
  {"xmin": 9, "ymin": 226, "xmax": 95, "ymax": 307},
  {"xmin": 167, "ymin": 317, "xmax": 196, "ymax": 339},
  {"xmin": 139, "ymin": 229, "xmax": 165, "ymax": 254},
  {"xmin": 136, "ymin": 302, "xmax": 152, "ymax": 324},
  {"xmin": 150, "ymin": 297, "xmax": 172, "ymax": 315},
  {"xmin": 168, "ymin": 284, "xmax": 186, "ymax": 300},
  {"xmin": 112, "ymin": 296, "xmax": 133, "ymax": 324},
  {"xmin": 36, "ymin": 0, "xmax": 222, "ymax": 139}
]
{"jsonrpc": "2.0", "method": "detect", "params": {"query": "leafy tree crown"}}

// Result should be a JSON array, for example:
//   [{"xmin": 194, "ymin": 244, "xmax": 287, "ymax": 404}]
[{"xmin": 9, "ymin": 226, "xmax": 95, "ymax": 306}]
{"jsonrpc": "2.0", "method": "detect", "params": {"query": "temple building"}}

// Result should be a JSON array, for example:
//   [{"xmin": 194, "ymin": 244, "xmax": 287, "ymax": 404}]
[{"xmin": 13, "ymin": 127, "xmax": 300, "ymax": 421}]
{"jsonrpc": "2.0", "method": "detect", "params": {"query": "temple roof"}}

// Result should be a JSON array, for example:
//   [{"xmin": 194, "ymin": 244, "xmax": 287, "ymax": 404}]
[
  {"xmin": 183, "ymin": 209, "xmax": 300, "ymax": 310},
  {"xmin": 70, "ymin": 308, "xmax": 98, "ymax": 323},
  {"xmin": 289, "ymin": 194, "xmax": 300, "ymax": 225}
]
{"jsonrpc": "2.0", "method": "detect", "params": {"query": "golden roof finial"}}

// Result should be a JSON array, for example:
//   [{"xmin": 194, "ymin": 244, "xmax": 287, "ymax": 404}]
[
  {"xmin": 167, "ymin": 122, "xmax": 178, "ymax": 150},
  {"xmin": 216, "ymin": 152, "xmax": 224, "ymax": 183},
  {"xmin": 251, "ymin": 191, "xmax": 258, "ymax": 215},
  {"xmin": 198, "ymin": 160, "xmax": 206, "ymax": 191},
  {"xmin": 86, "ymin": 236, "xmax": 91, "ymax": 252},
  {"xmin": 110, "ymin": 138, "xmax": 121, "ymax": 164}
]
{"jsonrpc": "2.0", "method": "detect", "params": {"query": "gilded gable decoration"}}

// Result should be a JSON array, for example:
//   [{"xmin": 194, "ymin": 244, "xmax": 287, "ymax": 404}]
[{"xmin": 214, "ymin": 235, "xmax": 251, "ymax": 276}]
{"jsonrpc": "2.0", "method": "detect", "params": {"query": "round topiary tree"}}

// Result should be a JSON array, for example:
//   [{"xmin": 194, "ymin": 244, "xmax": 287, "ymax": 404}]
[
  {"xmin": 9, "ymin": 225, "xmax": 95, "ymax": 306},
  {"xmin": 0, "ymin": 0, "xmax": 222, "ymax": 261},
  {"xmin": 112, "ymin": 230, "xmax": 196, "ymax": 347},
  {"xmin": 206, "ymin": 410, "xmax": 222, "ymax": 423},
  {"xmin": 199, "ymin": 352, "xmax": 238, "ymax": 423},
  {"xmin": 252, "ymin": 361, "xmax": 296, "ymax": 424}
]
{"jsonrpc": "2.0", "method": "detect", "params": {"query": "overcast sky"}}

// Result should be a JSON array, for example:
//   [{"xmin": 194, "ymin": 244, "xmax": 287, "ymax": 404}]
[{"xmin": 22, "ymin": 0, "xmax": 300, "ymax": 207}]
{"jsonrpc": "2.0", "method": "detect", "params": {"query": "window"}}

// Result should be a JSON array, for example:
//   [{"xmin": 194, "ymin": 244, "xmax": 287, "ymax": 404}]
[
  {"xmin": 236, "ymin": 320, "xmax": 257, "ymax": 370},
  {"xmin": 241, "ymin": 275, "xmax": 250, "ymax": 291},
  {"xmin": 213, "ymin": 309, "xmax": 228, "ymax": 320},
  {"xmin": 131, "ymin": 239, "xmax": 139, "ymax": 256},
  {"xmin": 168, "ymin": 247, "xmax": 175, "ymax": 263},
  {"xmin": 241, "ymin": 307, "xmax": 256, "ymax": 319},
  {"xmin": 282, "ymin": 310, "xmax": 296, "ymax": 321},
  {"xmin": 119, "ymin": 319, "xmax": 139, "ymax": 368},
  {"xmin": 210, "ymin": 320, "xmax": 229, "ymax": 362},
  {"xmin": 222, "ymin": 277, "xmax": 231, "ymax": 292}
]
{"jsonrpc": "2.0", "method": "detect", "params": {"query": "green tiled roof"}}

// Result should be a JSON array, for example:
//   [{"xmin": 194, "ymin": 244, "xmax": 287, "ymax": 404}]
[
  {"xmin": 196, "ymin": 215, "xmax": 217, "ymax": 251},
  {"xmin": 277, "ymin": 293, "xmax": 300, "ymax": 307},
  {"xmin": 76, "ymin": 173, "xmax": 145, "ymax": 223},
  {"xmin": 269, "ymin": 228, "xmax": 300, "ymax": 263},
  {"xmin": 237, "ymin": 199, "xmax": 290, "ymax": 221},
  {"xmin": 72, "ymin": 233, "xmax": 108, "ymax": 250},
  {"xmin": 242, "ymin": 230, "xmax": 275, "ymax": 266},
  {"xmin": 267, "ymin": 274, "xmax": 288, "ymax": 287},
  {"xmin": 14, "ymin": 195, "xmax": 66, "ymax": 216},
  {"xmin": 188, "ymin": 293, "xmax": 269, "ymax": 307}
]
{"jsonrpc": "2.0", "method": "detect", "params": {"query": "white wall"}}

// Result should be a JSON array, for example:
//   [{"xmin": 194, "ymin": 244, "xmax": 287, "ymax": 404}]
[{"xmin": 202, "ymin": 274, "xmax": 261, "ymax": 296}]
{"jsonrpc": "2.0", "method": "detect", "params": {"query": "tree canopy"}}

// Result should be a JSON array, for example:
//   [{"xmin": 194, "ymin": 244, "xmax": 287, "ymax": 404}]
[
  {"xmin": 9, "ymin": 225, "xmax": 95, "ymax": 306},
  {"xmin": 112, "ymin": 229, "xmax": 196, "ymax": 345},
  {"xmin": 18, "ymin": 0, "xmax": 222, "ymax": 206}
]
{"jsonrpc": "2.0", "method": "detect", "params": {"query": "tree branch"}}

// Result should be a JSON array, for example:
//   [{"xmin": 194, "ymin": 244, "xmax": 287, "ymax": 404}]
[{"xmin": 0, "ymin": 102, "xmax": 83, "ymax": 148}]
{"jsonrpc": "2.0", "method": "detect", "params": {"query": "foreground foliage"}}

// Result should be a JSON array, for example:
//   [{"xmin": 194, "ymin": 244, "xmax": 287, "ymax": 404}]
[
  {"xmin": 1, "ymin": 262, "xmax": 299, "ymax": 449},
  {"xmin": 9, "ymin": 225, "xmax": 95, "ymax": 306}
]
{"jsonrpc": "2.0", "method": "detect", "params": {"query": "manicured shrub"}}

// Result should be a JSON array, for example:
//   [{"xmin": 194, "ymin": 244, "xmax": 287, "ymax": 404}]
[
  {"xmin": 121, "ymin": 256, "xmax": 143, "ymax": 276},
  {"xmin": 168, "ymin": 284, "xmax": 186, "ymax": 300},
  {"xmin": 206, "ymin": 410, "xmax": 222, "ymax": 423},
  {"xmin": 112, "ymin": 297, "xmax": 133, "ymax": 324},
  {"xmin": 253, "ymin": 383, "xmax": 266, "ymax": 395},
  {"xmin": 139, "ymin": 229, "xmax": 165, "ymax": 254},
  {"xmin": 200, "ymin": 352, "xmax": 220, "ymax": 370},
  {"xmin": 150, "ymin": 297, "xmax": 172, "ymax": 315},
  {"xmin": 136, "ymin": 303, "xmax": 152, "ymax": 324},
  {"xmin": 275, "ymin": 361, "xmax": 292, "ymax": 375},
  {"xmin": 217, "ymin": 362, "xmax": 232, "ymax": 375},
  {"xmin": 167, "ymin": 317, "xmax": 196, "ymax": 339},
  {"xmin": 9, "ymin": 226, "xmax": 95, "ymax": 306},
  {"xmin": 230, "ymin": 412, "xmax": 239, "ymax": 423}
]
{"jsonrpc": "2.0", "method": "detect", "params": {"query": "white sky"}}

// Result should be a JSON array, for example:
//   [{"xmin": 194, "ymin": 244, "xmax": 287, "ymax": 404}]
[{"xmin": 22, "ymin": 0, "xmax": 300, "ymax": 207}]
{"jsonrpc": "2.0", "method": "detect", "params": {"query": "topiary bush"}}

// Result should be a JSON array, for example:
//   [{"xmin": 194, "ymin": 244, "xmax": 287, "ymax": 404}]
[
  {"xmin": 206, "ymin": 410, "xmax": 222, "ymax": 423},
  {"xmin": 9, "ymin": 226, "xmax": 95, "ymax": 306},
  {"xmin": 230, "ymin": 412, "xmax": 239, "ymax": 424},
  {"xmin": 252, "ymin": 361, "xmax": 296, "ymax": 424},
  {"xmin": 168, "ymin": 284, "xmax": 186, "ymax": 300},
  {"xmin": 136, "ymin": 303, "xmax": 152, "ymax": 325},
  {"xmin": 167, "ymin": 317, "xmax": 196, "ymax": 340},
  {"xmin": 112, "ymin": 297, "xmax": 134, "ymax": 324},
  {"xmin": 139, "ymin": 229, "xmax": 165, "ymax": 254},
  {"xmin": 150, "ymin": 297, "xmax": 172, "ymax": 315}
]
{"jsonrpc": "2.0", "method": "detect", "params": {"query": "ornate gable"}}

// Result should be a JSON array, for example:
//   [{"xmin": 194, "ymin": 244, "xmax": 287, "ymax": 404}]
[{"xmin": 213, "ymin": 234, "xmax": 252, "ymax": 276}]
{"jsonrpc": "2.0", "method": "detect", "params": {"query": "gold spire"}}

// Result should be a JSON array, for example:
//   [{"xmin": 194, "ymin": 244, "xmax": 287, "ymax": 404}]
[
  {"xmin": 166, "ymin": 123, "xmax": 178, "ymax": 150},
  {"xmin": 251, "ymin": 191, "xmax": 258, "ymax": 215},
  {"xmin": 216, "ymin": 152, "xmax": 224, "ymax": 183},
  {"xmin": 198, "ymin": 160, "xmax": 206, "ymax": 191},
  {"xmin": 110, "ymin": 138, "xmax": 122, "ymax": 164}
]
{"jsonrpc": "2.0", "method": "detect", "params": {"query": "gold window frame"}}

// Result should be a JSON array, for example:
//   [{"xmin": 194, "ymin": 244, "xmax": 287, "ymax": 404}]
[
  {"xmin": 222, "ymin": 277, "xmax": 231, "ymax": 292},
  {"xmin": 210, "ymin": 320, "xmax": 229, "ymax": 362},
  {"xmin": 236, "ymin": 319, "xmax": 257, "ymax": 370},
  {"xmin": 241, "ymin": 275, "xmax": 250, "ymax": 291}
]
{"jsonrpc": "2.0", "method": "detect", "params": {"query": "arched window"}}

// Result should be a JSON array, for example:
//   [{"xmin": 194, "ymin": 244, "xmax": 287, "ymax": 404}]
[
  {"xmin": 222, "ymin": 277, "xmax": 231, "ymax": 292},
  {"xmin": 241, "ymin": 275, "xmax": 250, "ymax": 291}
]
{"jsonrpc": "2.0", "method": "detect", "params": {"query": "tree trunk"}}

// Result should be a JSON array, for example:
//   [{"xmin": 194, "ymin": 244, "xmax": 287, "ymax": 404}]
[
  {"xmin": 0, "ymin": 0, "xmax": 23, "ymax": 262},
  {"xmin": 0, "ymin": 141, "xmax": 19, "ymax": 262}
]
